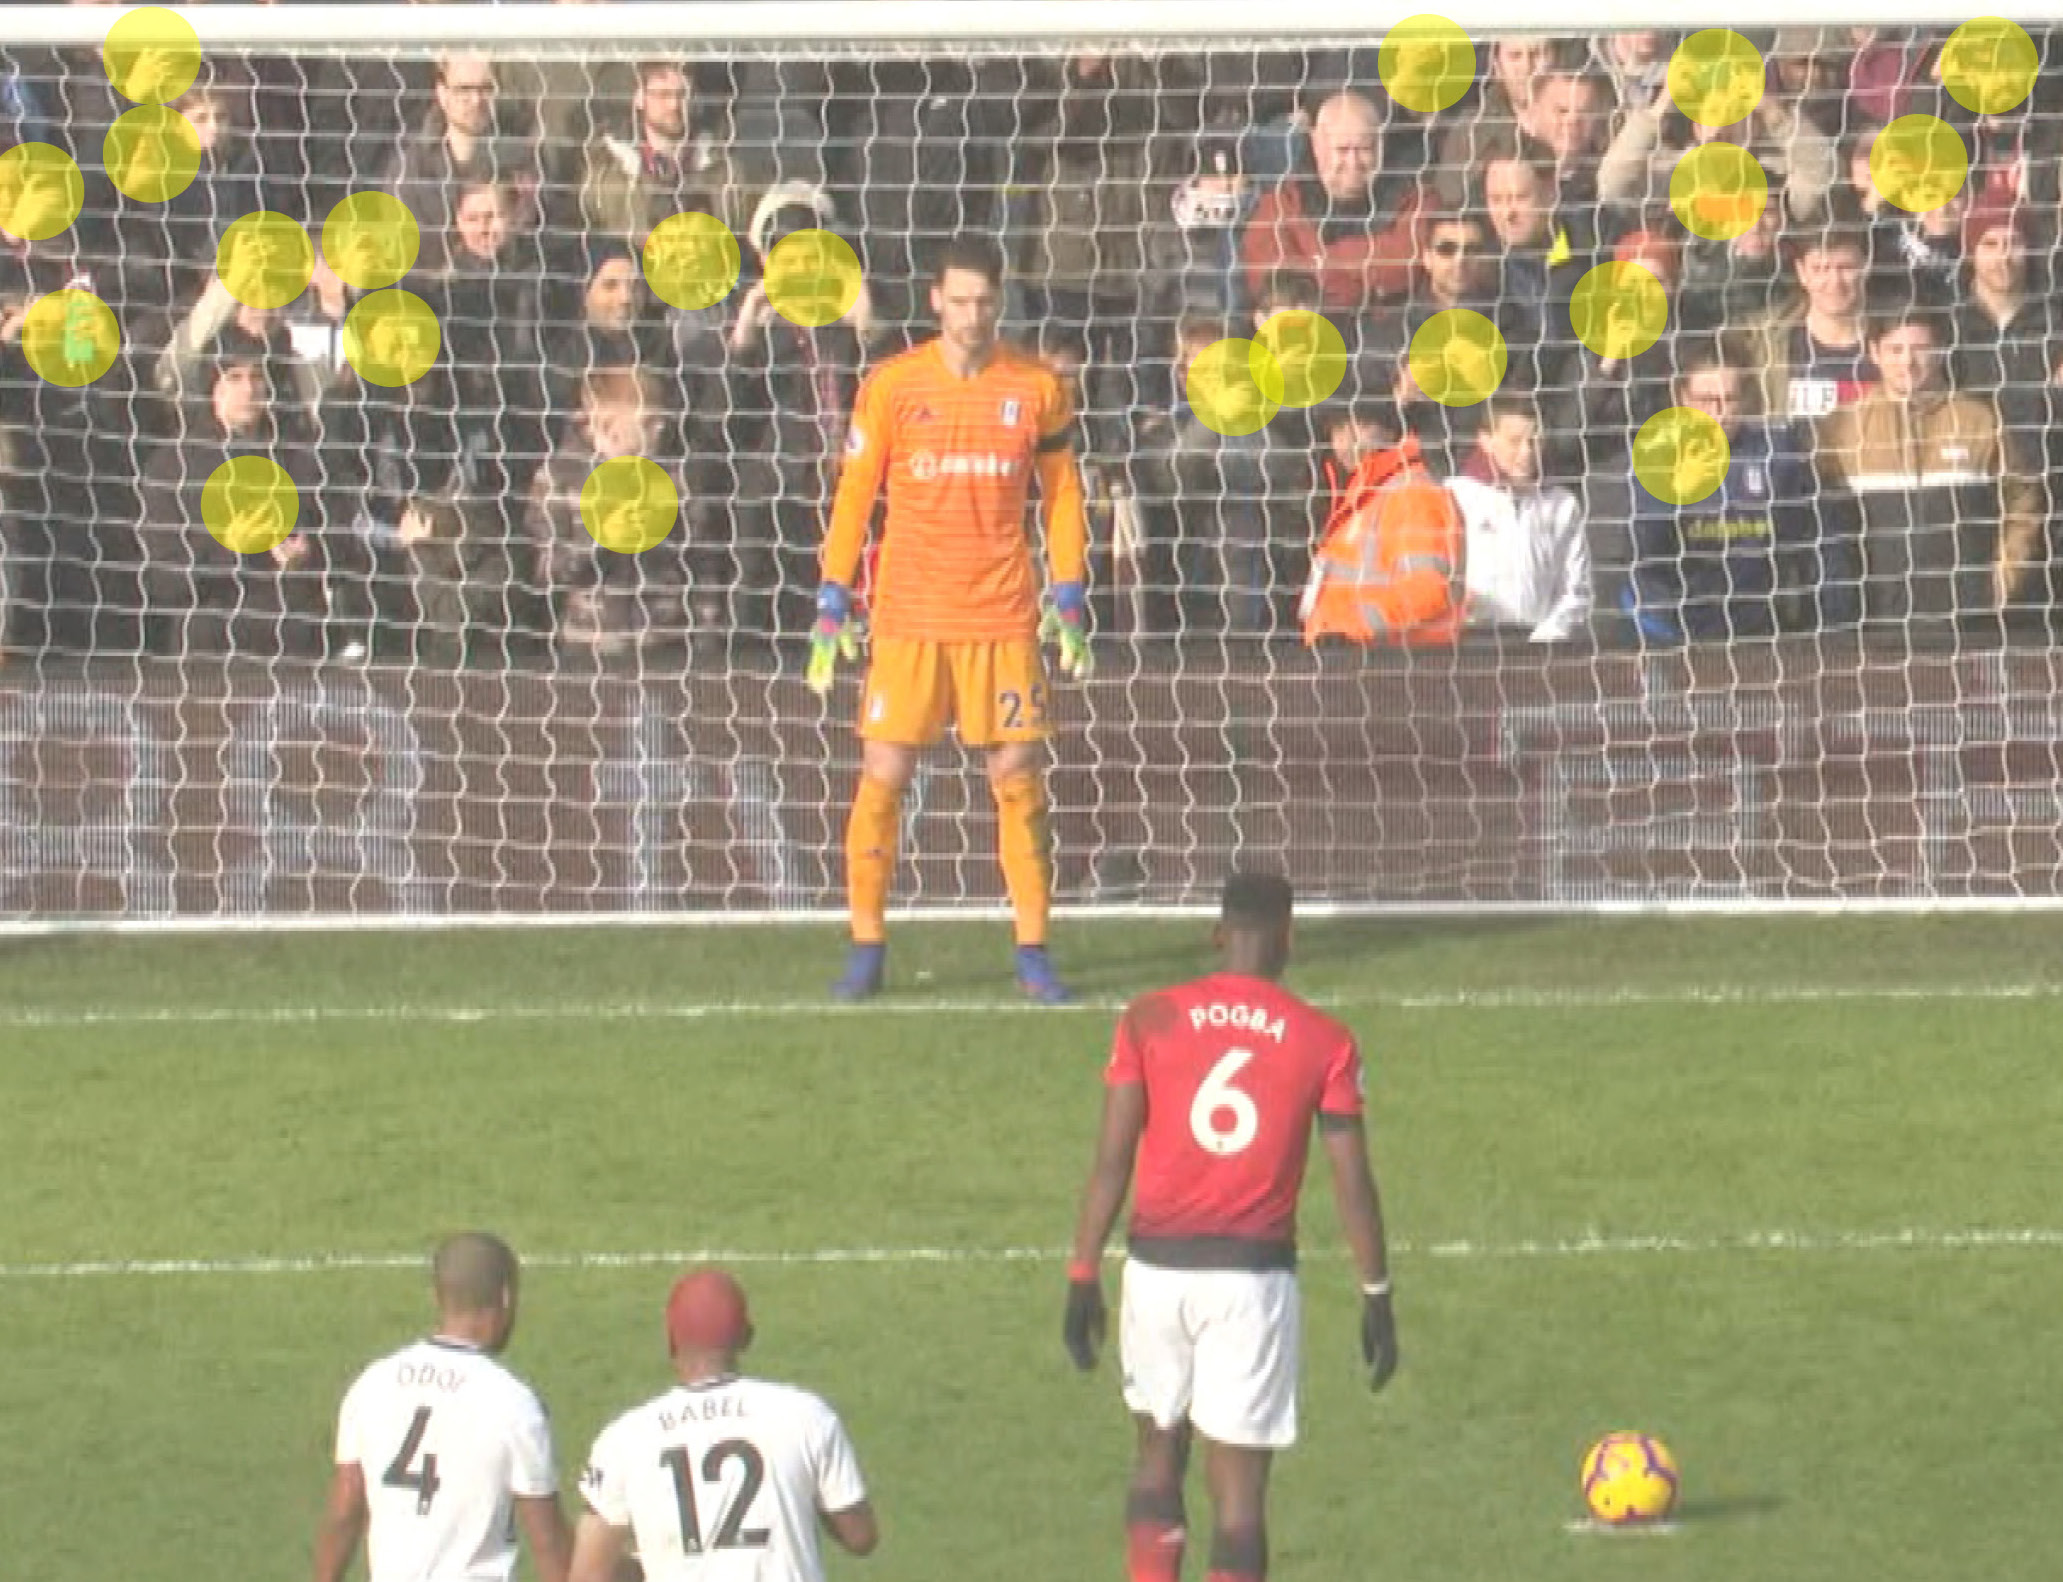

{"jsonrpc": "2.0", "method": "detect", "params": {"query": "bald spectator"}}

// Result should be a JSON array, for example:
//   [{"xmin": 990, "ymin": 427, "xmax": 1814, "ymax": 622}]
[{"xmin": 1241, "ymin": 92, "xmax": 1423, "ymax": 316}]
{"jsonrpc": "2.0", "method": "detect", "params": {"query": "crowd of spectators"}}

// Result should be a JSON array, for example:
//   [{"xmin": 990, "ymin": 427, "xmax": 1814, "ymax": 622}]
[{"xmin": 2, "ymin": 17, "xmax": 2062, "ymax": 666}]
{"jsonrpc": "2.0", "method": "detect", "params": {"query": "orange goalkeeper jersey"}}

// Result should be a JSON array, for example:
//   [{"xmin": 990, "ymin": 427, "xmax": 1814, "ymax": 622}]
[{"xmin": 822, "ymin": 339, "xmax": 1088, "ymax": 642}]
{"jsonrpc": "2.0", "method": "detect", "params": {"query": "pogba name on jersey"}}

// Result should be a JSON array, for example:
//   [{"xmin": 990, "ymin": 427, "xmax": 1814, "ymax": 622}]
[{"xmin": 1189, "ymin": 1001, "xmax": 1289, "ymax": 1043}]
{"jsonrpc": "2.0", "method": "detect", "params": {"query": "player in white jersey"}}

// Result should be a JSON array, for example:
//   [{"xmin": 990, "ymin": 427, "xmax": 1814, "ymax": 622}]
[
  {"xmin": 314, "ymin": 1233, "xmax": 572, "ymax": 1582},
  {"xmin": 570, "ymin": 1268, "xmax": 878, "ymax": 1582}
]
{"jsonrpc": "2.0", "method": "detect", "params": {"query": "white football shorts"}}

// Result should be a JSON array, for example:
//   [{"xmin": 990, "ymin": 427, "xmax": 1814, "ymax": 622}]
[{"xmin": 1118, "ymin": 1258, "xmax": 1301, "ymax": 1449}]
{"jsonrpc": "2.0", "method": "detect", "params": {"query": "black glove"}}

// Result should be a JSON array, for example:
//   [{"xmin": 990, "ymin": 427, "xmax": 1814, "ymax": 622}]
[
  {"xmin": 1361, "ymin": 1288, "xmax": 1399, "ymax": 1392},
  {"xmin": 1063, "ymin": 1278, "xmax": 1107, "ymax": 1371}
]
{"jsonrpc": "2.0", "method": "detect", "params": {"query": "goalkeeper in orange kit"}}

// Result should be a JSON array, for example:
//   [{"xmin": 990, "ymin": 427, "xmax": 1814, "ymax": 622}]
[{"xmin": 810, "ymin": 233, "xmax": 1092, "ymax": 1003}]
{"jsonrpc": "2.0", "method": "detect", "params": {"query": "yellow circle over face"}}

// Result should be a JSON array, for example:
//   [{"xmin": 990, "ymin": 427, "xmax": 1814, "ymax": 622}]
[
  {"xmin": 1251, "ymin": 309, "xmax": 1347, "ymax": 409},
  {"xmin": 1634, "ymin": 406, "xmax": 1732, "ymax": 506},
  {"xmin": 217, "ymin": 211, "xmax": 316, "ymax": 310},
  {"xmin": 1570, "ymin": 262, "xmax": 1671, "ymax": 362},
  {"xmin": 1379, "ymin": 16, "xmax": 1476, "ymax": 115},
  {"xmin": 1408, "ymin": 309, "xmax": 1507, "ymax": 408},
  {"xmin": 581, "ymin": 457, "xmax": 679, "ymax": 554},
  {"xmin": 0, "ymin": 144, "xmax": 85, "ymax": 242},
  {"xmin": 1187, "ymin": 337, "xmax": 1281, "ymax": 437},
  {"xmin": 344, "ymin": 289, "xmax": 441, "ymax": 387},
  {"xmin": 643, "ymin": 210, "xmax": 742, "ymax": 311},
  {"xmin": 1940, "ymin": 18, "xmax": 2039, "ymax": 117},
  {"xmin": 103, "ymin": 6, "xmax": 202, "ymax": 105},
  {"xmin": 104, "ymin": 105, "xmax": 202, "ymax": 204},
  {"xmin": 201, "ymin": 455, "xmax": 300, "ymax": 556},
  {"xmin": 1669, "ymin": 143, "xmax": 1770, "ymax": 241},
  {"xmin": 1666, "ymin": 29, "xmax": 1766, "ymax": 128},
  {"xmin": 1869, "ymin": 115, "xmax": 1969, "ymax": 214},
  {"xmin": 322, "ymin": 192, "xmax": 421, "ymax": 292},
  {"xmin": 21, "ymin": 289, "xmax": 120, "ymax": 387},
  {"xmin": 764, "ymin": 229, "xmax": 863, "ymax": 328}
]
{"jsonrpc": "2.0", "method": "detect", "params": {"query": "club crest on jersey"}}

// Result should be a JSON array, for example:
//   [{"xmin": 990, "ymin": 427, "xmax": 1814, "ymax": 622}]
[
  {"xmin": 1000, "ymin": 398, "xmax": 1022, "ymax": 427},
  {"xmin": 844, "ymin": 424, "xmax": 866, "ymax": 458}
]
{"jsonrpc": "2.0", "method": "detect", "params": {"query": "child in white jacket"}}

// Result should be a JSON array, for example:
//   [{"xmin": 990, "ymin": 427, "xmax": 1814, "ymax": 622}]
[{"xmin": 1446, "ymin": 395, "xmax": 1593, "ymax": 643}]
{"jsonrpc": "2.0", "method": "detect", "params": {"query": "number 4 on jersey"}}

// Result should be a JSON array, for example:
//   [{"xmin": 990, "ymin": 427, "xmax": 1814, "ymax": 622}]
[
  {"xmin": 383, "ymin": 1406, "xmax": 442, "ymax": 1515},
  {"xmin": 1190, "ymin": 1047, "xmax": 1260, "ymax": 1155}
]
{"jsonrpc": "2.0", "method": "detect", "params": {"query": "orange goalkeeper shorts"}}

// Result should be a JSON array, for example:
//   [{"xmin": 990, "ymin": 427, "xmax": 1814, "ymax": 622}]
[{"xmin": 858, "ymin": 636, "xmax": 1050, "ymax": 748}]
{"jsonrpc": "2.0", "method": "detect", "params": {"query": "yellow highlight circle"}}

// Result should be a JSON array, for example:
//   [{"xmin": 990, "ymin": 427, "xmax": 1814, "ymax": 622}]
[
  {"xmin": 1379, "ymin": 16, "xmax": 1476, "ymax": 116},
  {"xmin": 344, "ymin": 289, "xmax": 441, "ymax": 387},
  {"xmin": 103, "ymin": 6, "xmax": 202, "ymax": 105},
  {"xmin": 581, "ymin": 457, "xmax": 679, "ymax": 554},
  {"xmin": 1868, "ymin": 115, "xmax": 1970, "ymax": 215},
  {"xmin": 764, "ymin": 229, "xmax": 863, "ymax": 328},
  {"xmin": 643, "ymin": 210, "xmax": 742, "ymax": 311},
  {"xmin": 1187, "ymin": 337, "xmax": 1280, "ymax": 438},
  {"xmin": 1668, "ymin": 143, "xmax": 1770, "ymax": 241},
  {"xmin": 0, "ymin": 144, "xmax": 85, "ymax": 242},
  {"xmin": 1408, "ymin": 309, "xmax": 1508, "ymax": 408},
  {"xmin": 217, "ymin": 211, "xmax": 316, "ymax": 310},
  {"xmin": 1666, "ymin": 29, "xmax": 1766, "ymax": 129},
  {"xmin": 1251, "ymin": 309, "xmax": 1347, "ymax": 409},
  {"xmin": 104, "ymin": 105, "xmax": 202, "ymax": 204},
  {"xmin": 1634, "ymin": 406, "xmax": 1732, "ymax": 506},
  {"xmin": 1940, "ymin": 18, "xmax": 2039, "ymax": 117},
  {"xmin": 322, "ymin": 192, "xmax": 421, "ymax": 292},
  {"xmin": 21, "ymin": 289, "xmax": 120, "ymax": 387},
  {"xmin": 201, "ymin": 456, "xmax": 301, "ymax": 556},
  {"xmin": 1569, "ymin": 262, "xmax": 1671, "ymax": 362}
]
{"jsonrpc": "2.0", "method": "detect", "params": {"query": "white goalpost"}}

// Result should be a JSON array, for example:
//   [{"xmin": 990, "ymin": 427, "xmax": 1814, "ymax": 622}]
[{"xmin": 3, "ymin": 2, "xmax": 2063, "ymax": 931}]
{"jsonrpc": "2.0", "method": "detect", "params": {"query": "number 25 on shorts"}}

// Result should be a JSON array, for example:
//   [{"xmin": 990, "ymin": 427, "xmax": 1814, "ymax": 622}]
[{"xmin": 997, "ymin": 683, "xmax": 1048, "ymax": 733}]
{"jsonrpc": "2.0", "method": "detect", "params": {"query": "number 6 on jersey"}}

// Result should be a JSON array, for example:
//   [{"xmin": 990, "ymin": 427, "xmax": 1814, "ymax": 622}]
[{"xmin": 1189, "ymin": 1048, "xmax": 1260, "ymax": 1155}]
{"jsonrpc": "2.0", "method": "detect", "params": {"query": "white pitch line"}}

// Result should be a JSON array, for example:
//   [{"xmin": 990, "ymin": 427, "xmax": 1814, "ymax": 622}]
[
  {"xmin": 4, "ymin": 1228, "xmax": 2060, "ymax": 1281},
  {"xmin": 1563, "ymin": 1519, "xmax": 1680, "ymax": 1537},
  {"xmin": 7, "ymin": 981, "xmax": 2063, "ymax": 1029}
]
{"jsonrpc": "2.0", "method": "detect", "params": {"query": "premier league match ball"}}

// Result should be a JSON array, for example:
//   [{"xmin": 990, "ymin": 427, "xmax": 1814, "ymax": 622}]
[{"xmin": 1580, "ymin": 1432, "xmax": 1681, "ymax": 1525}]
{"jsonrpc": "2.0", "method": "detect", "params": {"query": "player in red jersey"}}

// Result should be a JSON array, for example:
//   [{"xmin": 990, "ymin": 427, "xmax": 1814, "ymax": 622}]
[{"xmin": 1062, "ymin": 872, "xmax": 1399, "ymax": 1582}]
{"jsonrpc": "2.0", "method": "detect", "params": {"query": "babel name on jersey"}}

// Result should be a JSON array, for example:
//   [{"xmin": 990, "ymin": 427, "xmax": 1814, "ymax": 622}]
[
  {"xmin": 1189, "ymin": 1001, "xmax": 1289, "ymax": 1043},
  {"xmin": 658, "ymin": 1393, "xmax": 752, "ymax": 1432}
]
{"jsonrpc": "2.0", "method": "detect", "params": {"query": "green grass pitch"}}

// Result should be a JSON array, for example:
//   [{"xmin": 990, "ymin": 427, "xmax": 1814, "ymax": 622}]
[{"xmin": 4, "ymin": 915, "xmax": 2062, "ymax": 1581}]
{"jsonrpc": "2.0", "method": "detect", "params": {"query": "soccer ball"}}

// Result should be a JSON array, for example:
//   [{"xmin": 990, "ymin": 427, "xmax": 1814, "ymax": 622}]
[{"xmin": 1580, "ymin": 1432, "xmax": 1680, "ymax": 1525}]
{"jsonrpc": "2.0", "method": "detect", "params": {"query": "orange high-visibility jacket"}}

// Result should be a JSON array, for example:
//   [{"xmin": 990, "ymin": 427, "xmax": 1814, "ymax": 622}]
[{"xmin": 1300, "ymin": 436, "xmax": 1465, "ymax": 646}]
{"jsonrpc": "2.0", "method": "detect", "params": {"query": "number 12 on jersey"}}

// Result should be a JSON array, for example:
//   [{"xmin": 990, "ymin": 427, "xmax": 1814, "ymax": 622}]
[
  {"xmin": 660, "ymin": 1439, "xmax": 771, "ymax": 1554},
  {"xmin": 1190, "ymin": 1047, "xmax": 1260, "ymax": 1155}
]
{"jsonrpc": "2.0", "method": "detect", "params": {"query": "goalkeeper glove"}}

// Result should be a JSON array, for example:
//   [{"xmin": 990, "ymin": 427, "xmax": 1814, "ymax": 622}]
[
  {"xmin": 1062, "ymin": 1271, "xmax": 1107, "ymax": 1371},
  {"xmin": 1360, "ymin": 1284, "xmax": 1399, "ymax": 1392},
  {"xmin": 806, "ymin": 582, "xmax": 864, "ymax": 697},
  {"xmin": 1040, "ymin": 580, "xmax": 1093, "ymax": 680}
]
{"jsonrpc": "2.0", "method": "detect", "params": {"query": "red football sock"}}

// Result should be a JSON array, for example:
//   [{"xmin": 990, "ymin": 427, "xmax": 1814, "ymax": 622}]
[{"xmin": 1126, "ymin": 1519, "xmax": 1186, "ymax": 1582}]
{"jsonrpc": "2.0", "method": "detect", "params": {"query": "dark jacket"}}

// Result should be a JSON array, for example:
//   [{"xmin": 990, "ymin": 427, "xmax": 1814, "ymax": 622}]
[{"xmin": 1627, "ymin": 420, "xmax": 1813, "ymax": 642}]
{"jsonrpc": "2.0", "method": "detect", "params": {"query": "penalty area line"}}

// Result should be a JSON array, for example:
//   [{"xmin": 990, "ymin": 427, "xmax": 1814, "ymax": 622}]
[
  {"xmin": 8, "ymin": 980, "xmax": 2063, "ymax": 1028},
  {"xmin": 1563, "ymin": 1519, "xmax": 1679, "ymax": 1537},
  {"xmin": 3, "ymin": 1227, "xmax": 2062, "ymax": 1281}
]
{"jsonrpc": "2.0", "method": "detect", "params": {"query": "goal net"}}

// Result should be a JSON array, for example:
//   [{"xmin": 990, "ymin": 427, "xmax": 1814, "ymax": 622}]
[{"xmin": 4, "ymin": 2, "xmax": 2063, "ymax": 924}]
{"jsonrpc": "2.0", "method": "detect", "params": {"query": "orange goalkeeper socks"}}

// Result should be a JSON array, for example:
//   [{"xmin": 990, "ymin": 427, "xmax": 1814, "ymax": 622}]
[
  {"xmin": 846, "ymin": 773, "xmax": 902, "ymax": 945},
  {"xmin": 992, "ymin": 770, "xmax": 1052, "ymax": 946}
]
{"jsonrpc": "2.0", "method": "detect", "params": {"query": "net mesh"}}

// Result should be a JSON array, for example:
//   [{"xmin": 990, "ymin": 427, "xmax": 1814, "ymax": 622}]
[{"xmin": 5, "ymin": 20, "xmax": 2063, "ymax": 918}]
